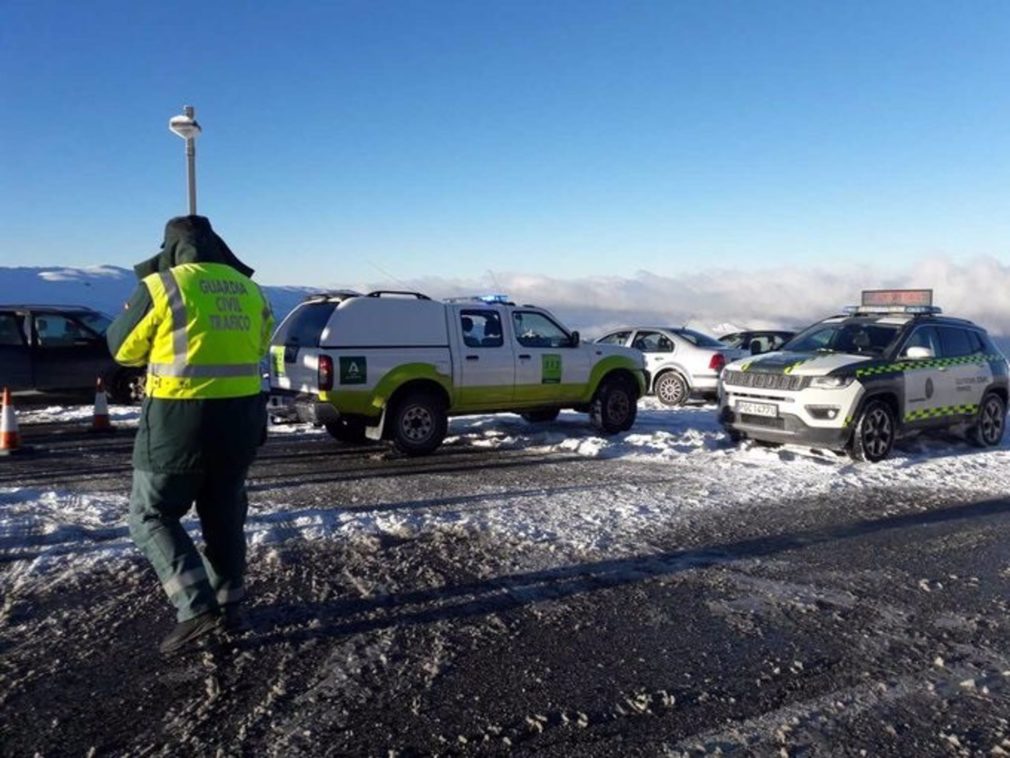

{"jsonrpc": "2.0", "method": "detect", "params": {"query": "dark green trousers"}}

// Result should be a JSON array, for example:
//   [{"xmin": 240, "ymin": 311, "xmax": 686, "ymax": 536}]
[{"xmin": 128, "ymin": 467, "xmax": 250, "ymax": 621}]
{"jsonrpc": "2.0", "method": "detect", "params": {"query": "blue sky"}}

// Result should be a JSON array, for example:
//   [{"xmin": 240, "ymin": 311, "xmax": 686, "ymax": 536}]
[{"xmin": 2, "ymin": 0, "xmax": 1009, "ymax": 286}]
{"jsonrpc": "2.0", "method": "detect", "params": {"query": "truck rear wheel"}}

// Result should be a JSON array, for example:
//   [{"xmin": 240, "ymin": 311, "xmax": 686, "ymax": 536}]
[
  {"xmin": 391, "ymin": 390, "xmax": 447, "ymax": 456},
  {"xmin": 590, "ymin": 375, "xmax": 637, "ymax": 434}
]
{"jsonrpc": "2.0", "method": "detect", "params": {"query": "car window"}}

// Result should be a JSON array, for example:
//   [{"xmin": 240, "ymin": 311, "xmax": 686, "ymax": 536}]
[
  {"xmin": 632, "ymin": 331, "xmax": 674, "ymax": 353},
  {"xmin": 34, "ymin": 314, "xmax": 97, "ymax": 347},
  {"xmin": 769, "ymin": 334, "xmax": 790, "ymax": 349},
  {"xmin": 673, "ymin": 329, "xmax": 724, "ymax": 348},
  {"xmin": 597, "ymin": 331, "xmax": 630, "ymax": 346},
  {"xmin": 748, "ymin": 335, "xmax": 777, "ymax": 353},
  {"xmin": 938, "ymin": 326, "xmax": 973, "ymax": 358},
  {"xmin": 966, "ymin": 330, "xmax": 987, "ymax": 354},
  {"xmin": 512, "ymin": 311, "xmax": 572, "ymax": 348},
  {"xmin": 901, "ymin": 326, "xmax": 941, "ymax": 357},
  {"xmin": 720, "ymin": 333, "xmax": 744, "ymax": 349},
  {"xmin": 0, "ymin": 313, "xmax": 25, "ymax": 346},
  {"xmin": 78, "ymin": 311, "xmax": 112, "ymax": 335},
  {"xmin": 460, "ymin": 309, "xmax": 503, "ymax": 348},
  {"xmin": 273, "ymin": 302, "xmax": 337, "ymax": 346}
]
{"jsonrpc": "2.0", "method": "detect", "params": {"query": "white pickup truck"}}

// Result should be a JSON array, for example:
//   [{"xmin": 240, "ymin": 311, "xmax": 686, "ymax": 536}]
[{"xmin": 268, "ymin": 291, "xmax": 646, "ymax": 455}]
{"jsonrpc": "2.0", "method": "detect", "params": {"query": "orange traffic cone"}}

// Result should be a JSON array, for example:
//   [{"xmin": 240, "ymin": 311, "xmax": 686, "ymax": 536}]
[
  {"xmin": 89, "ymin": 377, "xmax": 115, "ymax": 434},
  {"xmin": 1, "ymin": 386, "xmax": 27, "ymax": 455}
]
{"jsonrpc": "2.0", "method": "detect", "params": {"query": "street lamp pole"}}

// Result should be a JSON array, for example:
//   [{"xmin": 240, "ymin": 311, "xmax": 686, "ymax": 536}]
[{"xmin": 169, "ymin": 105, "xmax": 202, "ymax": 215}]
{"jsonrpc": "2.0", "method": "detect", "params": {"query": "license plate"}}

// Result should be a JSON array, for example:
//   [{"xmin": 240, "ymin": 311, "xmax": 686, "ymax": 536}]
[{"xmin": 738, "ymin": 400, "xmax": 778, "ymax": 418}]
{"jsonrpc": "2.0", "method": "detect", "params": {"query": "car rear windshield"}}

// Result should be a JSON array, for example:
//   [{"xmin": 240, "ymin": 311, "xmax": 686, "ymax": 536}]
[
  {"xmin": 785, "ymin": 321, "xmax": 901, "ymax": 357},
  {"xmin": 672, "ymin": 329, "xmax": 724, "ymax": 348},
  {"xmin": 272, "ymin": 302, "xmax": 337, "ymax": 347}
]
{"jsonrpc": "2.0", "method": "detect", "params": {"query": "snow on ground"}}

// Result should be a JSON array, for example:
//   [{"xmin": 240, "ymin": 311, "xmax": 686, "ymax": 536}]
[
  {"xmin": 3, "ymin": 399, "xmax": 1010, "ymax": 599},
  {"xmin": 17, "ymin": 403, "xmax": 142, "ymax": 425}
]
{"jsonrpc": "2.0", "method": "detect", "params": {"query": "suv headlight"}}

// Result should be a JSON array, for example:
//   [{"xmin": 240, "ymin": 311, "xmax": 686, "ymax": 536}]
[{"xmin": 809, "ymin": 375, "xmax": 855, "ymax": 389}]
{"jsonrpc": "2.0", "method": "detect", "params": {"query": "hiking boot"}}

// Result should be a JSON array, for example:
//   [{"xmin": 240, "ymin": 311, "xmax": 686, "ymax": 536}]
[
  {"xmin": 159, "ymin": 612, "xmax": 220, "ymax": 654},
  {"xmin": 220, "ymin": 603, "xmax": 253, "ymax": 635}
]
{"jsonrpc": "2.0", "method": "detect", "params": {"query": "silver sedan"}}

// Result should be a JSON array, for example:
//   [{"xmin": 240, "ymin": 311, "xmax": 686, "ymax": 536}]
[{"xmin": 595, "ymin": 327, "xmax": 747, "ymax": 406}]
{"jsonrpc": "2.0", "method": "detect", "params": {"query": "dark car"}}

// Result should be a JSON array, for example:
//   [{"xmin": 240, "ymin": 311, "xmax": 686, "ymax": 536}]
[
  {"xmin": 0, "ymin": 305, "xmax": 144, "ymax": 403},
  {"xmin": 719, "ymin": 330, "xmax": 795, "ymax": 356}
]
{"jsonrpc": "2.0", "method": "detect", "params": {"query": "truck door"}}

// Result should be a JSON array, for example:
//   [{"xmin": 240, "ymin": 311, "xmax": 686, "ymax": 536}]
[
  {"xmin": 0, "ymin": 312, "xmax": 32, "ymax": 390},
  {"xmin": 511, "ymin": 309, "xmax": 590, "ymax": 404},
  {"xmin": 454, "ymin": 307, "xmax": 515, "ymax": 408}
]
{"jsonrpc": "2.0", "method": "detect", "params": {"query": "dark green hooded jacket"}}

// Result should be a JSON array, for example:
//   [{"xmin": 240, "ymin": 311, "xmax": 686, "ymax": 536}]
[{"xmin": 108, "ymin": 216, "xmax": 269, "ymax": 473}]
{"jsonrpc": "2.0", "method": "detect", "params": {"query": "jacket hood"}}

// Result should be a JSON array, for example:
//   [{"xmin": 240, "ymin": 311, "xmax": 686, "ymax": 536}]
[{"xmin": 134, "ymin": 216, "xmax": 254, "ymax": 279}]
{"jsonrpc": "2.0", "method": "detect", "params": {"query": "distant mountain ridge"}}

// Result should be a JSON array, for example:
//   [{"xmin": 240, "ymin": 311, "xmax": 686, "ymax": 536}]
[{"xmin": 0, "ymin": 265, "xmax": 315, "ymax": 323}]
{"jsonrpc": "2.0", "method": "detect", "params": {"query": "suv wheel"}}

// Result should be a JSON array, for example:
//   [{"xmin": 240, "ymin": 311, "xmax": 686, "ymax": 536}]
[
  {"xmin": 969, "ymin": 392, "xmax": 1006, "ymax": 448},
  {"xmin": 590, "ymin": 376, "xmax": 638, "ymax": 434},
  {"xmin": 520, "ymin": 409, "xmax": 560, "ymax": 423},
  {"xmin": 325, "ymin": 417, "xmax": 368, "ymax": 443},
  {"xmin": 850, "ymin": 399, "xmax": 896, "ymax": 463},
  {"xmin": 654, "ymin": 371, "xmax": 688, "ymax": 407},
  {"xmin": 391, "ymin": 391, "xmax": 447, "ymax": 456},
  {"xmin": 111, "ymin": 371, "xmax": 145, "ymax": 404}
]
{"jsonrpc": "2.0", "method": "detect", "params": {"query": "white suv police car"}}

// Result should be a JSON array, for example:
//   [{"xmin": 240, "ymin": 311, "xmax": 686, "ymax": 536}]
[
  {"xmin": 719, "ymin": 290, "xmax": 1008, "ymax": 462},
  {"xmin": 269, "ymin": 291, "xmax": 646, "ymax": 455}
]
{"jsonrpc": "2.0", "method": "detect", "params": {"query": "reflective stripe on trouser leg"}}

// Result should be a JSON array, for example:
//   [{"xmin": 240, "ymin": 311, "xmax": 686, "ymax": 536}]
[
  {"xmin": 195, "ymin": 466, "xmax": 251, "ymax": 607},
  {"xmin": 129, "ymin": 469, "xmax": 218, "ymax": 622}
]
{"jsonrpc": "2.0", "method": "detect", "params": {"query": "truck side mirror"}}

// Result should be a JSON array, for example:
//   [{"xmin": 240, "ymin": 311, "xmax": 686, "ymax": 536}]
[{"xmin": 570, "ymin": 331, "xmax": 580, "ymax": 348}]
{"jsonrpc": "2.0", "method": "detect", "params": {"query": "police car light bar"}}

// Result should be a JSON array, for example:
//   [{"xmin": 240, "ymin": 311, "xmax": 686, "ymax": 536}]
[
  {"xmin": 842, "ymin": 289, "xmax": 941, "ymax": 315},
  {"xmin": 844, "ymin": 304, "xmax": 942, "ymax": 315},
  {"xmin": 862, "ymin": 289, "xmax": 932, "ymax": 307},
  {"xmin": 479, "ymin": 294, "xmax": 511, "ymax": 303}
]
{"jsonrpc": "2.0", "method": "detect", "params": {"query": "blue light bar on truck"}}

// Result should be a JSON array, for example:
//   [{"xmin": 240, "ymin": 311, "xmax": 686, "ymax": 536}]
[{"xmin": 478, "ymin": 294, "xmax": 511, "ymax": 303}]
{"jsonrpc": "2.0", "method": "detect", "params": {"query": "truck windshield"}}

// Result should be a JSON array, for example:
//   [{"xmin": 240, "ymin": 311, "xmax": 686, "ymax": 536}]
[{"xmin": 784, "ymin": 322, "xmax": 901, "ymax": 357}]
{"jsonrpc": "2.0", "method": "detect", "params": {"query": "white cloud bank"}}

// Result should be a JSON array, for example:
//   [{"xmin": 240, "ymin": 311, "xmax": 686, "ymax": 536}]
[
  {"xmin": 2, "ymin": 257, "xmax": 1008, "ymax": 345},
  {"xmin": 356, "ymin": 256, "xmax": 1010, "ymax": 339}
]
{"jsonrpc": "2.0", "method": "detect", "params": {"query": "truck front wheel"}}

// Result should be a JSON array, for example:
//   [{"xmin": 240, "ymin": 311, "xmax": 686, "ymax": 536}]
[
  {"xmin": 391, "ymin": 390, "xmax": 447, "ymax": 455},
  {"xmin": 590, "ymin": 376, "xmax": 638, "ymax": 434}
]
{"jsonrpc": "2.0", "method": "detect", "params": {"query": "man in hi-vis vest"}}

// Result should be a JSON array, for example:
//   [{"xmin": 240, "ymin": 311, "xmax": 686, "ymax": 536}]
[{"xmin": 108, "ymin": 216, "xmax": 274, "ymax": 654}]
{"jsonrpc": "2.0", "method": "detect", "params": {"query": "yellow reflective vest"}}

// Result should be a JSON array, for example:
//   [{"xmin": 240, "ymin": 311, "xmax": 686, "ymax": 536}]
[{"xmin": 114, "ymin": 263, "xmax": 274, "ymax": 399}]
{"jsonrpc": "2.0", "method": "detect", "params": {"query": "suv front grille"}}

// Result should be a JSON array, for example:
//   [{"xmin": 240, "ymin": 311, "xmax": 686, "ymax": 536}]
[{"xmin": 723, "ymin": 371, "xmax": 808, "ymax": 392}]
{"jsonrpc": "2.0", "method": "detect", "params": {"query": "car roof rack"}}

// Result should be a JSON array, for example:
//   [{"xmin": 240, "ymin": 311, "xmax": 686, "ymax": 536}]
[
  {"xmin": 302, "ymin": 290, "xmax": 362, "ymax": 302},
  {"xmin": 366, "ymin": 290, "xmax": 432, "ymax": 300}
]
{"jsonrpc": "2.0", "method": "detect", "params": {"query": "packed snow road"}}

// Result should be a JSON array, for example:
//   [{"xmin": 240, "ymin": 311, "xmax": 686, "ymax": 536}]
[{"xmin": 3, "ymin": 401, "xmax": 1010, "ymax": 756}]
